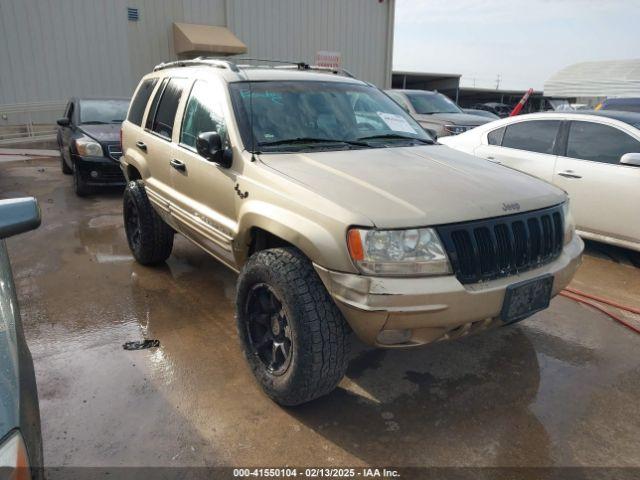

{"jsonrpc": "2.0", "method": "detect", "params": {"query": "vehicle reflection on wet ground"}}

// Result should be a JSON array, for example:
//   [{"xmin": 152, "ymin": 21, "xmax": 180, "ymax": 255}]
[{"xmin": 1, "ymin": 157, "xmax": 639, "ymax": 468}]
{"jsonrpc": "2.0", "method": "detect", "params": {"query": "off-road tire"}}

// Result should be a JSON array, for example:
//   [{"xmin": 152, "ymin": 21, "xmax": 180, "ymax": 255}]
[
  {"xmin": 236, "ymin": 247, "xmax": 351, "ymax": 406},
  {"xmin": 60, "ymin": 148, "xmax": 72, "ymax": 174},
  {"xmin": 73, "ymin": 164, "xmax": 91, "ymax": 196},
  {"xmin": 123, "ymin": 180, "xmax": 174, "ymax": 265}
]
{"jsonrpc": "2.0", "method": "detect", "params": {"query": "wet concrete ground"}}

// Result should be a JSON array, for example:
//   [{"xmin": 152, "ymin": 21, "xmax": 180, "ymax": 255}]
[{"xmin": 2, "ymin": 157, "xmax": 640, "ymax": 469}]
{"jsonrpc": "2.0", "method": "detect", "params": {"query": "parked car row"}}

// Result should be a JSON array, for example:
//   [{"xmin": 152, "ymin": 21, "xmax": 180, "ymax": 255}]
[{"xmin": 46, "ymin": 62, "xmax": 636, "ymax": 408}]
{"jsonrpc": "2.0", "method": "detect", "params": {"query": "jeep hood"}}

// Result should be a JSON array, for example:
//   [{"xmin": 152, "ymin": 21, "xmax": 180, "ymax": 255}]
[
  {"xmin": 260, "ymin": 145, "xmax": 566, "ymax": 228},
  {"xmin": 414, "ymin": 112, "xmax": 491, "ymax": 126}
]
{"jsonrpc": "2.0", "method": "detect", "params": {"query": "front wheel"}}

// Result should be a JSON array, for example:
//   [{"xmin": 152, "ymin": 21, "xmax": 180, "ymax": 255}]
[
  {"xmin": 123, "ymin": 180, "xmax": 174, "ymax": 265},
  {"xmin": 60, "ymin": 148, "xmax": 72, "ymax": 174},
  {"xmin": 236, "ymin": 247, "xmax": 351, "ymax": 406}
]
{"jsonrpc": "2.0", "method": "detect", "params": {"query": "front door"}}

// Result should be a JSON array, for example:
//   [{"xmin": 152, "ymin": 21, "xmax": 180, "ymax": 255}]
[
  {"xmin": 553, "ymin": 120, "xmax": 640, "ymax": 245},
  {"xmin": 170, "ymin": 79, "xmax": 238, "ymax": 267},
  {"xmin": 60, "ymin": 101, "xmax": 75, "ymax": 165}
]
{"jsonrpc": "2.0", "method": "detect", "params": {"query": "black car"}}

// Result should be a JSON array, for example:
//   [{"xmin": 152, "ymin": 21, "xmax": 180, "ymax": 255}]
[
  {"xmin": 0, "ymin": 198, "xmax": 43, "ymax": 480},
  {"xmin": 472, "ymin": 102, "xmax": 513, "ymax": 118},
  {"xmin": 56, "ymin": 97, "xmax": 129, "ymax": 196}
]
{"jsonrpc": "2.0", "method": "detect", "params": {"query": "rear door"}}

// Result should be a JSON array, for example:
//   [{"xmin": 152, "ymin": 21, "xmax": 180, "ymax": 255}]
[
  {"xmin": 474, "ymin": 119, "xmax": 561, "ymax": 182},
  {"xmin": 137, "ymin": 77, "xmax": 189, "ymax": 210},
  {"xmin": 553, "ymin": 120, "xmax": 640, "ymax": 245},
  {"xmin": 169, "ymin": 78, "xmax": 238, "ymax": 267}
]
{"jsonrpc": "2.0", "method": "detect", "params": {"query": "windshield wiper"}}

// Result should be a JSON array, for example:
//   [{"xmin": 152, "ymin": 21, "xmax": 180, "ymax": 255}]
[
  {"xmin": 356, "ymin": 134, "xmax": 434, "ymax": 144},
  {"xmin": 81, "ymin": 120, "xmax": 108, "ymax": 125},
  {"xmin": 257, "ymin": 137, "xmax": 368, "ymax": 147}
]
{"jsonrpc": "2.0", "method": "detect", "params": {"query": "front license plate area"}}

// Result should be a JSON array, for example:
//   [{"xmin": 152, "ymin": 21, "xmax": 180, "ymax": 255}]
[{"xmin": 501, "ymin": 274, "xmax": 554, "ymax": 324}]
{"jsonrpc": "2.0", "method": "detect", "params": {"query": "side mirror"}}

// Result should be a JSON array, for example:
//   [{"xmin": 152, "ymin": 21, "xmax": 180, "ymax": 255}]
[
  {"xmin": 195, "ymin": 131, "xmax": 232, "ymax": 168},
  {"xmin": 0, "ymin": 198, "xmax": 41, "ymax": 239},
  {"xmin": 57, "ymin": 117, "xmax": 70, "ymax": 127},
  {"xmin": 620, "ymin": 152, "xmax": 640, "ymax": 167}
]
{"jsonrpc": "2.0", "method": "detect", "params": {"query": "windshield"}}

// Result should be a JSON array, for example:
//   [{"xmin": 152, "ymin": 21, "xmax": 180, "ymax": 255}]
[
  {"xmin": 80, "ymin": 99, "xmax": 129, "ymax": 124},
  {"xmin": 405, "ymin": 92, "xmax": 462, "ymax": 115},
  {"xmin": 228, "ymin": 81, "xmax": 433, "ymax": 152}
]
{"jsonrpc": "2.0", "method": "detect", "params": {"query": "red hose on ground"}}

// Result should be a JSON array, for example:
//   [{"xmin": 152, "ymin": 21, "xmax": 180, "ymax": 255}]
[
  {"xmin": 563, "ymin": 287, "xmax": 640, "ymax": 315},
  {"xmin": 559, "ymin": 289, "xmax": 640, "ymax": 335}
]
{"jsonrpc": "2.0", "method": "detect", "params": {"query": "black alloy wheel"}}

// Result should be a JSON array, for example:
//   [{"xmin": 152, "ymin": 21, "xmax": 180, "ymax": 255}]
[{"xmin": 244, "ymin": 283, "xmax": 293, "ymax": 375}]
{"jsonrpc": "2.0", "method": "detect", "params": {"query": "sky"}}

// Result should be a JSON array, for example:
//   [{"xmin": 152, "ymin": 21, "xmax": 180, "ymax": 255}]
[{"xmin": 393, "ymin": 0, "xmax": 640, "ymax": 90}]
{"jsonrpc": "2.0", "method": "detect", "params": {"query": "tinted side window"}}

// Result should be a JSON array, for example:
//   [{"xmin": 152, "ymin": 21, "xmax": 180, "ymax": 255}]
[
  {"xmin": 487, "ymin": 126, "xmax": 505, "ymax": 145},
  {"xmin": 149, "ymin": 78, "xmax": 188, "ymax": 139},
  {"xmin": 566, "ymin": 121, "xmax": 640, "ymax": 164},
  {"xmin": 145, "ymin": 78, "xmax": 169, "ymax": 130},
  {"xmin": 502, "ymin": 120, "xmax": 560, "ymax": 154},
  {"xmin": 128, "ymin": 78, "xmax": 158, "ymax": 126},
  {"xmin": 180, "ymin": 80, "xmax": 228, "ymax": 149}
]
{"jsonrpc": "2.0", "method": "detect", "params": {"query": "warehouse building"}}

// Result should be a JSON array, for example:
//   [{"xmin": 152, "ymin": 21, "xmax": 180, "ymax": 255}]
[
  {"xmin": 544, "ymin": 58, "xmax": 640, "ymax": 107},
  {"xmin": 0, "ymin": 0, "xmax": 395, "ymax": 136}
]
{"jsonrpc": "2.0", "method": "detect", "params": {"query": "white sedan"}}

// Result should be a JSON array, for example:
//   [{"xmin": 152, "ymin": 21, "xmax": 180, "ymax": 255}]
[{"xmin": 439, "ymin": 111, "xmax": 640, "ymax": 254}]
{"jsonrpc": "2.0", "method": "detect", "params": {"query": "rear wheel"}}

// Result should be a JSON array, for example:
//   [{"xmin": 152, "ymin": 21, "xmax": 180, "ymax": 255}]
[
  {"xmin": 123, "ymin": 180, "xmax": 174, "ymax": 265},
  {"xmin": 236, "ymin": 247, "xmax": 351, "ymax": 406}
]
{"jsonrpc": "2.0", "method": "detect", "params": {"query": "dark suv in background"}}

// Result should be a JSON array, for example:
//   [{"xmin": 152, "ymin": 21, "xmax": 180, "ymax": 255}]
[
  {"xmin": 597, "ymin": 97, "xmax": 640, "ymax": 113},
  {"xmin": 56, "ymin": 97, "xmax": 129, "ymax": 196}
]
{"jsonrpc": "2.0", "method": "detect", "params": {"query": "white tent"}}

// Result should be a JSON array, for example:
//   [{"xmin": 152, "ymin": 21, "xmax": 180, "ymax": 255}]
[{"xmin": 544, "ymin": 59, "xmax": 640, "ymax": 98}]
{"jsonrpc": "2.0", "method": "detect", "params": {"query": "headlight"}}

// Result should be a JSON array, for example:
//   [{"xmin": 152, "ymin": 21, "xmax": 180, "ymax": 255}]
[
  {"xmin": 444, "ymin": 125, "xmax": 470, "ymax": 135},
  {"xmin": 0, "ymin": 431, "xmax": 31, "ymax": 480},
  {"xmin": 347, "ymin": 227, "xmax": 452, "ymax": 276},
  {"xmin": 562, "ymin": 199, "xmax": 575, "ymax": 245},
  {"xmin": 75, "ymin": 137, "xmax": 103, "ymax": 157}
]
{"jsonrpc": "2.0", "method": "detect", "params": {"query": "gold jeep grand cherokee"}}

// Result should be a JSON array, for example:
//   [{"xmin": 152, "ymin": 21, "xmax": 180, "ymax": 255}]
[{"xmin": 120, "ymin": 59, "xmax": 583, "ymax": 405}]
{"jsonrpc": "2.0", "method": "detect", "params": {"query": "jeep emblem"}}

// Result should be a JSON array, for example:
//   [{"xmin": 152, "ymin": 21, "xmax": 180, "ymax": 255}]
[{"xmin": 502, "ymin": 202, "xmax": 520, "ymax": 212}]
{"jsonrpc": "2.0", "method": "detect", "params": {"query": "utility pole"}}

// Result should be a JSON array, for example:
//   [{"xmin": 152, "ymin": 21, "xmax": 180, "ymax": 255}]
[{"xmin": 495, "ymin": 74, "xmax": 501, "ymax": 90}]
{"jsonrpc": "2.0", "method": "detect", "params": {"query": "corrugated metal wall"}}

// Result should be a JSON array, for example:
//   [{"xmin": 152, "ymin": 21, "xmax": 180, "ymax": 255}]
[
  {"xmin": 0, "ymin": 0, "xmax": 393, "ymax": 110},
  {"xmin": 227, "ymin": 0, "xmax": 393, "ymax": 88}
]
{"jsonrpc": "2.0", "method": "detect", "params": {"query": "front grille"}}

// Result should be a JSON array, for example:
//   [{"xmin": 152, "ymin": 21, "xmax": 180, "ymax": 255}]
[
  {"xmin": 107, "ymin": 144, "xmax": 122, "ymax": 161},
  {"xmin": 436, "ymin": 205, "xmax": 564, "ymax": 284}
]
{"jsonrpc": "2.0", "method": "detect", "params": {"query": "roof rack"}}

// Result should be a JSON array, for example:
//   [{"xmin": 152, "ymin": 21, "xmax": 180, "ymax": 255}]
[
  {"xmin": 153, "ymin": 58, "xmax": 240, "ymax": 72},
  {"xmin": 153, "ymin": 57, "xmax": 355, "ymax": 78}
]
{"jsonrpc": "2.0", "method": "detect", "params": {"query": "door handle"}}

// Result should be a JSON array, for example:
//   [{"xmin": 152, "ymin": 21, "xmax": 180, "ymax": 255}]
[
  {"xmin": 170, "ymin": 158, "xmax": 186, "ymax": 172},
  {"xmin": 135, "ymin": 141, "xmax": 147, "ymax": 152},
  {"xmin": 486, "ymin": 156, "xmax": 501, "ymax": 164},
  {"xmin": 558, "ymin": 170, "xmax": 582, "ymax": 179}
]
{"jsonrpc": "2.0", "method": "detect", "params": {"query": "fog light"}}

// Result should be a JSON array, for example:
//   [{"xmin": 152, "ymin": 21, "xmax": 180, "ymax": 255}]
[
  {"xmin": 90, "ymin": 170, "xmax": 98, "ymax": 178},
  {"xmin": 377, "ymin": 329, "xmax": 411, "ymax": 345}
]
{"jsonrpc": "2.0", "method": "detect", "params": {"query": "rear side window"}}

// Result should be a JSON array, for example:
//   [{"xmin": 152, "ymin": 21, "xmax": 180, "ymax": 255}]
[
  {"xmin": 502, "ymin": 120, "xmax": 560, "ymax": 154},
  {"xmin": 566, "ymin": 121, "xmax": 640, "ymax": 165},
  {"xmin": 128, "ymin": 78, "xmax": 158, "ymax": 126},
  {"xmin": 148, "ymin": 78, "xmax": 188, "ymax": 139},
  {"xmin": 487, "ymin": 126, "xmax": 505, "ymax": 145}
]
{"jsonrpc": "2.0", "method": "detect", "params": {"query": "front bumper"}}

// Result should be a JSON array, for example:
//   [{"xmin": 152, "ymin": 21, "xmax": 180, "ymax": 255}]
[
  {"xmin": 73, "ymin": 154, "xmax": 126, "ymax": 186},
  {"xmin": 315, "ymin": 234, "xmax": 584, "ymax": 348}
]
